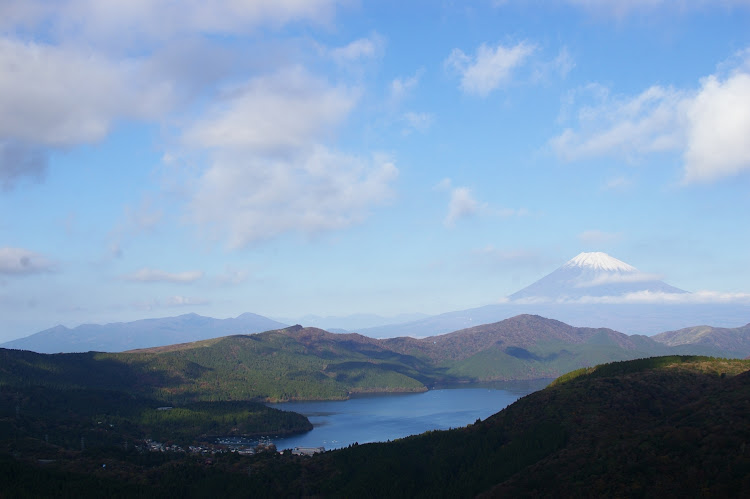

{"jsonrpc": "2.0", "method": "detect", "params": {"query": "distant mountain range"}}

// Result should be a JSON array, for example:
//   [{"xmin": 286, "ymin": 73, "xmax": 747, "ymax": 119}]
[
  {"xmin": 0, "ymin": 312, "xmax": 287, "ymax": 353},
  {"xmin": 4, "ymin": 252, "xmax": 749, "ymax": 353},
  {"xmin": 5, "ymin": 315, "xmax": 750, "ymax": 403}
]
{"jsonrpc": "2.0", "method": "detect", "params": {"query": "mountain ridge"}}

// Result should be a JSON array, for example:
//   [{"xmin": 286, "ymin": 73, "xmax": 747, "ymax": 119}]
[
  {"xmin": 652, "ymin": 322, "xmax": 750, "ymax": 356},
  {"xmin": 6, "ymin": 314, "xmax": 748, "ymax": 406},
  {"xmin": 0, "ymin": 312, "xmax": 288, "ymax": 354},
  {"xmin": 4, "ymin": 252, "xmax": 747, "ymax": 352}
]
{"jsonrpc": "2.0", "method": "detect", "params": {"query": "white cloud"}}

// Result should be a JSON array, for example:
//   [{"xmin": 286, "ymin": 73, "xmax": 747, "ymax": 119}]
[
  {"xmin": 329, "ymin": 35, "xmax": 384, "ymax": 64},
  {"xmin": 551, "ymin": 85, "xmax": 686, "ymax": 162},
  {"xmin": 575, "ymin": 272, "xmax": 664, "ymax": 288},
  {"xmin": 390, "ymin": 70, "xmax": 423, "ymax": 103},
  {"xmin": 444, "ymin": 187, "xmax": 479, "ymax": 227},
  {"xmin": 439, "ymin": 178, "xmax": 526, "ymax": 227},
  {"xmin": 0, "ymin": 0, "xmax": 342, "ymax": 44},
  {"xmin": 532, "ymin": 47, "xmax": 575, "ymax": 82},
  {"xmin": 445, "ymin": 41, "xmax": 535, "ymax": 97},
  {"xmin": 0, "ymin": 1, "xmax": 346, "ymax": 189},
  {"xmin": 683, "ymin": 72, "xmax": 750, "ymax": 183},
  {"xmin": 435, "ymin": 178, "xmax": 453, "ymax": 191},
  {"xmin": 0, "ymin": 247, "xmax": 55, "ymax": 275},
  {"xmin": 180, "ymin": 67, "xmax": 398, "ymax": 247},
  {"xmin": 190, "ymin": 147, "xmax": 398, "ymax": 247},
  {"xmin": 508, "ymin": 288, "xmax": 750, "ymax": 305},
  {"xmin": 553, "ymin": 47, "xmax": 576, "ymax": 78},
  {"xmin": 183, "ymin": 67, "xmax": 356, "ymax": 153},
  {"xmin": 0, "ymin": 39, "xmax": 173, "ymax": 147},
  {"xmin": 567, "ymin": 290, "xmax": 750, "ymax": 305},
  {"xmin": 552, "ymin": 49, "xmax": 750, "ymax": 183},
  {"xmin": 0, "ymin": 38, "xmax": 176, "ymax": 187},
  {"xmin": 124, "ymin": 268, "xmax": 204, "ymax": 283}
]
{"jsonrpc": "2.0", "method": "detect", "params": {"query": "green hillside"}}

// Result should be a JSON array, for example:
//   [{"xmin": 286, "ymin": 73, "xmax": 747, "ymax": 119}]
[
  {"xmin": 3, "ymin": 355, "xmax": 749, "ymax": 497},
  {"xmin": 226, "ymin": 355, "xmax": 750, "ymax": 498},
  {"xmin": 4, "ymin": 315, "xmax": 742, "ymax": 406},
  {"xmin": 0, "ymin": 327, "xmax": 432, "ymax": 403}
]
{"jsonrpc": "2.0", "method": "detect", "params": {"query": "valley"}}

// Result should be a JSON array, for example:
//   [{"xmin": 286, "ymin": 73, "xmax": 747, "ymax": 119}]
[
  {"xmin": 3, "ymin": 0, "xmax": 748, "ymax": 493},
  {"xmin": 3, "ymin": 252, "xmax": 750, "ymax": 497},
  {"xmin": 2, "ymin": 354, "xmax": 749, "ymax": 497}
]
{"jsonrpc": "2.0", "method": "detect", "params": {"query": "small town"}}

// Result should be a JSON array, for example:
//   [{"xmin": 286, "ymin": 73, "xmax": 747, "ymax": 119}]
[{"xmin": 139, "ymin": 437, "xmax": 320, "ymax": 457}]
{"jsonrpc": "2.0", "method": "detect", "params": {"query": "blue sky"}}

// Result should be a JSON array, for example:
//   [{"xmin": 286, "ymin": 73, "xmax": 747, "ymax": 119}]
[{"xmin": 2, "ymin": 0, "xmax": 750, "ymax": 341}]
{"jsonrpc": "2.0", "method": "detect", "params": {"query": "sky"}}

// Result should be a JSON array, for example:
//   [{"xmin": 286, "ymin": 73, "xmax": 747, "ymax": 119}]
[{"xmin": 2, "ymin": 0, "xmax": 750, "ymax": 342}]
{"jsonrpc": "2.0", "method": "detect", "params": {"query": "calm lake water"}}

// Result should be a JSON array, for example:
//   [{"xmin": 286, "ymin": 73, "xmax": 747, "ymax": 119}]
[{"xmin": 265, "ymin": 379, "xmax": 550, "ymax": 451}]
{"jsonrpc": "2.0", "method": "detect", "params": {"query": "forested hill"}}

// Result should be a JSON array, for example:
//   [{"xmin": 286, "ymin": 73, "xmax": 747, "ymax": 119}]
[
  {"xmin": 224, "ymin": 356, "xmax": 750, "ymax": 497},
  {"xmin": 4, "ymin": 315, "xmax": 748, "ymax": 403},
  {"xmin": 254, "ymin": 357, "xmax": 750, "ymax": 497},
  {"xmin": 4, "ymin": 356, "xmax": 749, "ymax": 497}
]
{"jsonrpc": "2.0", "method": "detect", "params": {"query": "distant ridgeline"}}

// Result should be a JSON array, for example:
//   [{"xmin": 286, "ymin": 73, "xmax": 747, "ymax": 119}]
[
  {"xmin": 3, "ymin": 315, "xmax": 750, "ymax": 404},
  {"xmin": 2, "ymin": 355, "xmax": 749, "ymax": 497}
]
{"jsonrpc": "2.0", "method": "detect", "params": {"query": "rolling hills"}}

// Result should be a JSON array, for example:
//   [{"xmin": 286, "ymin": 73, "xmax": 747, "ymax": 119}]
[
  {"xmin": 3, "ymin": 313, "xmax": 750, "ymax": 497},
  {"xmin": 4, "ymin": 315, "xmax": 749, "ymax": 405}
]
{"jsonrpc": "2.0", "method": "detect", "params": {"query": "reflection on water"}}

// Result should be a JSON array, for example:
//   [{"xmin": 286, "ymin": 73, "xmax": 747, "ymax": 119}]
[{"xmin": 267, "ymin": 379, "xmax": 551, "ymax": 451}]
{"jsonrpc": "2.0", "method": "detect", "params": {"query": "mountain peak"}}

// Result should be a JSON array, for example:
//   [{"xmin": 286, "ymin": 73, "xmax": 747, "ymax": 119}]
[
  {"xmin": 563, "ymin": 252, "xmax": 636, "ymax": 273},
  {"xmin": 508, "ymin": 252, "xmax": 687, "ymax": 301}
]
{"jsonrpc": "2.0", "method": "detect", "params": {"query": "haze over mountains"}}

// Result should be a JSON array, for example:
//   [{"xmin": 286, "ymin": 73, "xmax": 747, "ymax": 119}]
[
  {"xmin": 0, "ymin": 313, "xmax": 286, "ymax": 354},
  {"xmin": 3, "ymin": 252, "xmax": 749, "ymax": 353},
  {"xmin": 272, "ymin": 313, "xmax": 431, "ymax": 333}
]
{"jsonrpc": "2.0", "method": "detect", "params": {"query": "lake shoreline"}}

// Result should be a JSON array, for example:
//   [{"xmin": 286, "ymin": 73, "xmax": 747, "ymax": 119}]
[{"xmin": 266, "ymin": 381, "xmax": 552, "ymax": 451}]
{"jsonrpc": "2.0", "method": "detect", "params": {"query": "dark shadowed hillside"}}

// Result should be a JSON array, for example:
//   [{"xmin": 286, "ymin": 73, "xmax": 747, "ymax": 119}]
[{"xmin": 4, "ymin": 356, "xmax": 749, "ymax": 497}]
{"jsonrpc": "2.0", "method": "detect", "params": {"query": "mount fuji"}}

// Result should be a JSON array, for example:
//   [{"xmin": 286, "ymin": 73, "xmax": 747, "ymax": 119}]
[
  {"xmin": 361, "ymin": 252, "xmax": 748, "ymax": 337},
  {"xmin": 508, "ymin": 252, "xmax": 688, "ymax": 301}
]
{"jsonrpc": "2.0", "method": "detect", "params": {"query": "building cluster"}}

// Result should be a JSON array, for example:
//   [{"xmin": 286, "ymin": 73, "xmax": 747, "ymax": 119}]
[{"xmin": 140, "ymin": 437, "xmax": 325, "ymax": 457}]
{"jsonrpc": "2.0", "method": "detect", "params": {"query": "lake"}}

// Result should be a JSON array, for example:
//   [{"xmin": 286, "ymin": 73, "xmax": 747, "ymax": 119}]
[{"xmin": 265, "ymin": 379, "xmax": 550, "ymax": 451}]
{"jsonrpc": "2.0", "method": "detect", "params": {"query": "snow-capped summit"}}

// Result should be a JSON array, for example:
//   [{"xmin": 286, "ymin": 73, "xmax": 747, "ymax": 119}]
[
  {"xmin": 563, "ymin": 252, "xmax": 637, "ymax": 273},
  {"xmin": 508, "ymin": 252, "xmax": 687, "ymax": 301}
]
